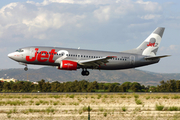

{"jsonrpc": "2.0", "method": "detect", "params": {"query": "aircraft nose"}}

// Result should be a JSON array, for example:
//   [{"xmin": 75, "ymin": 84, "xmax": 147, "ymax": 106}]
[{"xmin": 8, "ymin": 53, "xmax": 14, "ymax": 59}]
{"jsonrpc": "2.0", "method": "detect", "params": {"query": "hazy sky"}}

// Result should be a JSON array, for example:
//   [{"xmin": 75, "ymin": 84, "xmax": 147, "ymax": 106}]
[{"xmin": 1, "ymin": 0, "xmax": 180, "ymax": 73}]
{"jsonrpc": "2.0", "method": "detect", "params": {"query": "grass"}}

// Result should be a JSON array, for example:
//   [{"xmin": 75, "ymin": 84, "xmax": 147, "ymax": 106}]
[{"xmin": 0, "ymin": 94, "xmax": 180, "ymax": 119}]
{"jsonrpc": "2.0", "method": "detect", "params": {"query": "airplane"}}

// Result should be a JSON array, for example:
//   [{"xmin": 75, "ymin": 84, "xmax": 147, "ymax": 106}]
[{"xmin": 8, "ymin": 27, "xmax": 170, "ymax": 76}]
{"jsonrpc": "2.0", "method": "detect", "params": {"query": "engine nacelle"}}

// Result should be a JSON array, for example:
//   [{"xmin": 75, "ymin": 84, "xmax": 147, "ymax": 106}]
[{"xmin": 57, "ymin": 60, "xmax": 77, "ymax": 70}]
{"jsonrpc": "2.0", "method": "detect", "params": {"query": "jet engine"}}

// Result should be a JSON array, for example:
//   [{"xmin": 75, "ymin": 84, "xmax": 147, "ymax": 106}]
[{"xmin": 57, "ymin": 60, "xmax": 77, "ymax": 70}]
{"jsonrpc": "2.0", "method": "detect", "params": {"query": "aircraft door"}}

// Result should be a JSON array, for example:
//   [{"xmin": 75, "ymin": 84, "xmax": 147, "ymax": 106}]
[
  {"xmin": 30, "ymin": 48, "xmax": 35, "ymax": 56},
  {"xmin": 130, "ymin": 56, "xmax": 135, "ymax": 65}
]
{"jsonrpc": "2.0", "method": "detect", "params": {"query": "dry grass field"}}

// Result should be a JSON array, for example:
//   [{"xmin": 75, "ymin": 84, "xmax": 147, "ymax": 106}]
[{"xmin": 0, "ymin": 93, "xmax": 180, "ymax": 120}]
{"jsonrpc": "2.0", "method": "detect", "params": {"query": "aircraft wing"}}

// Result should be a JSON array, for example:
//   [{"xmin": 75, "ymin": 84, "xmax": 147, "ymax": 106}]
[
  {"xmin": 144, "ymin": 55, "xmax": 171, "ymax": 60},
  {"xmin": 78, "ymin": 56, "xmax": 116, "ymax": 68}
]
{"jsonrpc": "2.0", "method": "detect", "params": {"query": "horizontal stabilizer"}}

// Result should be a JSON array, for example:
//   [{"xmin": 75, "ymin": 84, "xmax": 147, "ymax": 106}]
[{"xmin": 144, "ymin": 55, "xmax": 171, "ymax": 60}]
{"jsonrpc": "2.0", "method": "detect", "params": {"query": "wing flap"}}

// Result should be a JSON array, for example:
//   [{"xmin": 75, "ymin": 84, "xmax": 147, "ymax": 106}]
[{"xmin": 78, "ymin": 56, "xmax": 116, "ymax": 67}]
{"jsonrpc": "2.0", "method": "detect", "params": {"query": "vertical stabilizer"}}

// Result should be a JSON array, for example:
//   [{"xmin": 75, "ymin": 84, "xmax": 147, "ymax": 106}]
[{"xmin": 136, "ymin": 27, "xmax": 165, "ymax": 56}]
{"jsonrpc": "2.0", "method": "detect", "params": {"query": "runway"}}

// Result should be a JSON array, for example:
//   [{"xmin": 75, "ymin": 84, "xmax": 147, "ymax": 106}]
[{"xmin": 1, "ymin": 92, "xmax": 180, "ymax": 95}]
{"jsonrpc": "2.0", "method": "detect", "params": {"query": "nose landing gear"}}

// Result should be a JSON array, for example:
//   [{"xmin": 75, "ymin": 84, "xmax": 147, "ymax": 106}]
[{"xmin": 81, "ymin": 69, "xmax": 90, "ymax": 76}]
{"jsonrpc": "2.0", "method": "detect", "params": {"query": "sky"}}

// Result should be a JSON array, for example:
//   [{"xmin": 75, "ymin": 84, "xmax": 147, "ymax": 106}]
[{"xmin": 0, "ymin": 0, "xmax": 180, "ymax": 73}]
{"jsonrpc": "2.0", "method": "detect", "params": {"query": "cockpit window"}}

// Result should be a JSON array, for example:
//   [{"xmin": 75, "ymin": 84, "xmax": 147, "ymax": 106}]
[{"xmin": 15, "ymin": 49, "xmax": 24, "ymax": 52}]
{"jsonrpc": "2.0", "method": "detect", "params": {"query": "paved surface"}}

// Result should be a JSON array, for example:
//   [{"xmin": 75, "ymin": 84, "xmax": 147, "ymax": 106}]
[{"xmin": 1, "ymin": 92, "xmax": 180, "ymax": 95}]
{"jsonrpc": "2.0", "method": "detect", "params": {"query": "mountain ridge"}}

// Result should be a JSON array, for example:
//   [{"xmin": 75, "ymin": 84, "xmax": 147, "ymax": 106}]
[{"xmin": 0, "ymin": 67, "xmax": 180, "ymax": 86}]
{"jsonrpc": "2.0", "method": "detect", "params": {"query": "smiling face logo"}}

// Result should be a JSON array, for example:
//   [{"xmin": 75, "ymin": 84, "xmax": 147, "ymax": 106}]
[{"xmin": 147, "ymin": 38, "xmax": 156, "ymax": 47}]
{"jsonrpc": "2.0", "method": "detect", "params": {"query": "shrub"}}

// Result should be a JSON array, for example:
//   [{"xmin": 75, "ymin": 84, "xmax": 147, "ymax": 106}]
[
  {"xmin": 46, "ymin": 106, "xmax": 55, "ymax": 114},
  {"xmin": 50, "ymin": 95, "xmax": 60, "ymax": 98},
  {"xmin": 82, "ymin": 106, "xmax": 92, "ymax": 112},
  {"xmin": 29, "ymin": 100, "xmax": 34, "ymax": 105},
  {"xmin": 155, "ymin": 96, "xmax": 161, "ymax": 99},
  {"xmin": 171, "ymin": 95, "xmax": 179, "ymax": 99},
  {"xmin": 66, "ymin": 94, "xmax": 69, "ymax": 98},
  {"xmin": 134, "ymin": 107, "xmax": 141, "ymax": 112},
  {"xmin": 104, "ymin": 94, "xmax": 108, "ymax": 98},
  {"xmin": 29, "ymin": 108, "xmax": 34, "ymax": 113},
  {"xmin": 102, "ymin": 98, "xmax": 105, "ymax": 102},
  {"xmin": 168, "ymin": 106, "xmax": 179, "ymax": 111},
  {"xmin": 61, "ymin": 102, "xmax": 66, "ymax": 105},
  {"xmin": 35, "ymin": 102, "xmax": 40, "ymax": 106},
  {"xmin": 122, "ymin": 106, "xmax": 127, "ymax": 111},
  {"xmin": 134, "ymin": 94, "xmax": 139, "ymax": 99},
  {"xmin": 99, "ymin": 107, "xmax": 104, "ymax": 112},
  {"xmin": 103, "ymin": 112, "xmax": 107, "ymax": 117},
  {"xmin": 53, "ymin": 102, "xmax": 59, "ymax": 105},
  {"xmin": 91, "ymin": 96, "xmax": 95, "ymax": 99},
  {"xmin": 155, "ymin": 104, "xmax": 164, "ymax": 111},
  {"xmin": 135, "ymin": 99, "xmax": 142, "ymax": 105},
  {"xmin": 146, "ymin": 96, "xmax": 150, "ymax": 100},
  {"xmin": 120, "ymin": 96, "xmax": 126, "ymax": 98},
  {"xmin": 78, "ymin": 109, "xmax": 83, "ymax": 114},
  {"xmin": 97, "ymin": 94, "xmax": 102, "ymax": 99},
  {"xmin": 69, "ymin": 102, "xmax": 79, "ymax": 106},
  {"xmin": 163, "ymin": 96, "xmax": 169, "ymax": 99},
  {"xmin": 69, "ymin": 94, "xmax": 74, "ymax": 98}
]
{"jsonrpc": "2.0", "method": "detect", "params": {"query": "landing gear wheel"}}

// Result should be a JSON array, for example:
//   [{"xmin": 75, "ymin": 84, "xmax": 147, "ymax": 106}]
[
  {"xmin": 81, "ymin": 71, "xmax": 85, "ymax": 76},
  {"xmin": 81, "ymin": 70, "xmax": 90, "ymax": 76},
  {"xmin": 24, "ymin": 67, "xmax": 28, "ymax": 71},
  {"xmin": 85, "ymin": 71, "xmax": 89, "ymax": 76}
]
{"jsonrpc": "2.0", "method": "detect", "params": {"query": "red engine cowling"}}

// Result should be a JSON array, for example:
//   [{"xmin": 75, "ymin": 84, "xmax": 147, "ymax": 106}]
[{"xmin": 57, "ymin": 60, "xmax": 77, "ymax": 70}]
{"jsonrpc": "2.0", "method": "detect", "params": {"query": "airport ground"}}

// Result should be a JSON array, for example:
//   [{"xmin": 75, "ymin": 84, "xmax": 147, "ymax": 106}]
[{"xmin": 0, "ymin": 93, "xmax": 180, "ymax": 120}]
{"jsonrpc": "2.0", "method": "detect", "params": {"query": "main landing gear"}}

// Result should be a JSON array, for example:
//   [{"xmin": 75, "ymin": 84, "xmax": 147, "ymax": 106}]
[
  {"xmin": 24, "ymin": 65, "xmax": 28, "ymax": 71},
  {"xmin": 81, "ymin": 69, "xmax": 90, "ymax": 76}
]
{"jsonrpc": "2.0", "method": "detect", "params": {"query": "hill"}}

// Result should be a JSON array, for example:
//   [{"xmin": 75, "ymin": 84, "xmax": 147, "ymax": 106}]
[{"xmin": 0, "ymin": 67, "xmax": 180, "ymax": 85}]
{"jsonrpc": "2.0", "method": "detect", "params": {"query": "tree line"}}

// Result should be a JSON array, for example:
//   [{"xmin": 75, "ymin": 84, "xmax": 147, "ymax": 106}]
[{"xmin": 0, "ymin": 79, "xmax": 179, "ymax": 92}]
